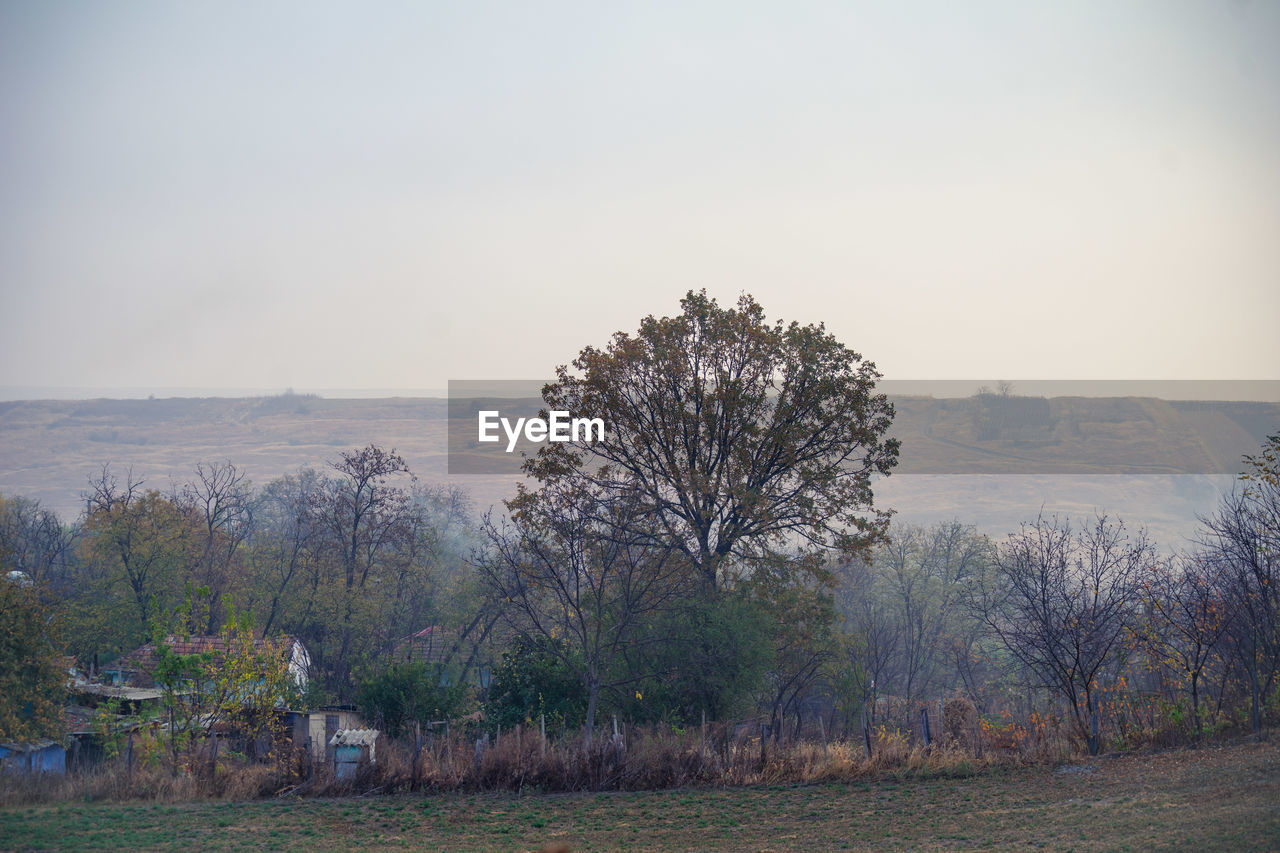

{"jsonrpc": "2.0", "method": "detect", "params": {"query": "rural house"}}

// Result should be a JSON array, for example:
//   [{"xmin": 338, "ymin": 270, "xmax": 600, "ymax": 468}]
[{"xmin": 112, "ymin": 634, "xmax": 311, "ymax": 690}]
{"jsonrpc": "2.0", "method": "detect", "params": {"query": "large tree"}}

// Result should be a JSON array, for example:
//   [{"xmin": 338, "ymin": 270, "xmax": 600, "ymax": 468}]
[
  {"xmin": 79, "ymin": 468, "xmax": 200, "ymax": 651},
  {"xmin": 302, "ymin": 446, "xmax": 419, "ymax": 695},
  {"xmin": 523, "ymin": 290, "xmax": 899, "ymax": 592}
]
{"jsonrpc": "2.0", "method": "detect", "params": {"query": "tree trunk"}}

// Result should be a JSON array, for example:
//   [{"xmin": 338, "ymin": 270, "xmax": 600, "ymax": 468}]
[
  {"xmin": 584, "ymin": 673, "xmax": 599, "ymax": 739},
  {"xmin": 1086, "ymin": 691, "xmax": 1099, "ymax": 756},
  {"xmin": 1250, "ymin": 663, "xmax": 1262, "ymax": 733},
  {"xmin": 1191, "ymin": 673, "xmax": 1201, "ymax": 737}
]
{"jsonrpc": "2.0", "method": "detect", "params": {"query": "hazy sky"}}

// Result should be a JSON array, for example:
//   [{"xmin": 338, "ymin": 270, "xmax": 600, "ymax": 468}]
[{"xmin": 2, "ymin": 1, "xmax": 1277, "ymax": 394}]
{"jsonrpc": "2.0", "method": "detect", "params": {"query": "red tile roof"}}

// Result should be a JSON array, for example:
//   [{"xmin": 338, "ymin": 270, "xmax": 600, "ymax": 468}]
[
  {"xmin": 116, "ymin": 635, "xmax": 299, "ymax": 685},
  {"xmin": 393, "ymin": 626, "xmax": 458, "ymax": 666}
]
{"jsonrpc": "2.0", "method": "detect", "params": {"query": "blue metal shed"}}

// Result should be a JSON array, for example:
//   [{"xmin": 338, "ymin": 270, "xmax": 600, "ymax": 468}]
[{"xmin": 0, "ymin": 740, "xmax": 66, "ymax": 775}]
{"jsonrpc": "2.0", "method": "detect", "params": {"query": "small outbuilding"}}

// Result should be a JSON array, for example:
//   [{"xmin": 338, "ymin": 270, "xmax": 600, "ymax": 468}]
[
  {"xmin": 286, "ymin": 706, "xmax": 368, "ymax": 761},
  {"xmin": 329, "ymin": 729, "xmax": 378, "ymax": 780},
  {"xmin": 0, "ymin": 740, "xmax": 66, "ymax": 775}
]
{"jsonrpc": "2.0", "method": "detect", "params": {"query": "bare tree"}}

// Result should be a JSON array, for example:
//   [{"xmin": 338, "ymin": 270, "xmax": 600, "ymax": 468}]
[
  {"xmin": 176, "ymin": 461, "xmax": 253, "ymax": 632},
  {"xmin": 248, "ymin": 469, "xmax": 324, "ymax": 637},
  {"xmin": 84, "ymin": 464, "xmax": 143, "ymax": 516},
  {"xmin": 0, "ymin": 494, "xmax": 76, "ymax": 586},
  {"xmin": 316, "ymin": 445, "xmax": 415, "ymax": 592},
  {"xmin": 981, "ymin": 513, "xmax": 1151, "ymax": 754},
  {"xmin": 478, "ymin": 479, "xmax": 685, "ymax": 736},
  {"xmin": 1199, "ymin": 478, "xmax": 1280, "ymax": 733},
  {"xmin": 883, "ymin": 522, "xmax": 987, "ymax": 705},
  {"xmin": 308, "ymin": 446, "xmax": 419, "ymax": 693},
  {"xmin": 837, "ymin": 521, "xmax": 990, "ymax": 717},
  {"xmin": 834, "ymin": 555, "xmax": 898, "ymax": 723},
  {"xmin": 1140, "ymin": 552, "xmax": 1233, "ymax": 735}
]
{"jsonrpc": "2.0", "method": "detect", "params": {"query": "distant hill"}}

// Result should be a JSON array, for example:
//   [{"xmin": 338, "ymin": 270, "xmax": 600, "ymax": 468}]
[
  {"xmin": 0, "ymin": 393, "xmax": 1274, "ymax": 548},
  {"xmin": 889, "ymin": 394, "xmax": 1276, "ymax": 474}
]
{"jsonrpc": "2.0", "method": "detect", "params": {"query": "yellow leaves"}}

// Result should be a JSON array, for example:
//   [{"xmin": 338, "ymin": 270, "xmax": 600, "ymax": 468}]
[{"xmin": 0, "ymin": 579, "xmax": 66, "ymax": 742}]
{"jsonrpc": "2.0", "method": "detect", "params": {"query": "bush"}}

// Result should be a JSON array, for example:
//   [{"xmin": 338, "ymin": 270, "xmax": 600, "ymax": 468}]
[
  {"xmin": 484, "ymin": 637, "xmax": 586, "ymax": 734},
  {"xmin": 619, "ymin": 593, "xmax": 773, "ymax": 726},
  {"xmin": 356, "ymin": 661, "xmax": 467, "ymax": 738}
]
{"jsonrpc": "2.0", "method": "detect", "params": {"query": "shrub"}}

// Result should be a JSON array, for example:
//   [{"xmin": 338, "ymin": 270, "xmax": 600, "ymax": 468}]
[
  {"xmin": 484, "ymin": 637, "xmax": 586, "ymax": 734},
  {"xmin": 356, "ymin": 661, "xmax": 467, "ymax": 738}
]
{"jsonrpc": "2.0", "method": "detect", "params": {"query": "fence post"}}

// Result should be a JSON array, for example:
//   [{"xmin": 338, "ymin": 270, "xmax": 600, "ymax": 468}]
[
  {"xmin": 210, "ymin": 730, "xmax": 218, "ymax": 778},
  {"xmin": 413, "ymin": 722, "xmax": 422, "ymax": 790},
  {"xmin": 611, "ymin": 715, "xmax": 624, "ymax": 766},
  {"xmin": 921, "ymin": 708, "xmax": 932, "ymax": 749}
]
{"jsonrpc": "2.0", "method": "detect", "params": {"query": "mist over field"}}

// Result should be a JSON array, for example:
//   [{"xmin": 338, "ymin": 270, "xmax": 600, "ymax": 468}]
[{"xmin": 0, "ymin": 390, "xmax": 1271, "ymax": 549}]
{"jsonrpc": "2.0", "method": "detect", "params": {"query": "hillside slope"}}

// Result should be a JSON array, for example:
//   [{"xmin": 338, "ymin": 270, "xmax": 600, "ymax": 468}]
[{"xmin": 0, "ymin": 394, "xmax": 1273, "ymax": 546}]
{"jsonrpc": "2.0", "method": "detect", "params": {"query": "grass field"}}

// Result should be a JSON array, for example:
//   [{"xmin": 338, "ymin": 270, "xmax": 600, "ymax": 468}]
[{"xmin": 2, "ymin": 736, "xmax": 1276, "ymax": 852}]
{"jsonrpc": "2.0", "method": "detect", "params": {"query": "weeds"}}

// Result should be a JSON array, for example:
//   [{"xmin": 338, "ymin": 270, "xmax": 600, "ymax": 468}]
[{"xmin": 0, "ymin": 721, "xmax": 1049, "ymax": 805}]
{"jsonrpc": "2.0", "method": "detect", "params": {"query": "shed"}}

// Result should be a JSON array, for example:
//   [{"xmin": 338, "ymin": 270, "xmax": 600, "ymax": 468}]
[
  {"xmin": 286, "ymin": 707, "xmax": 367, "ymax": 760},
  {"xmin": 329, "ymin": 729, "xmax": 378, "ymax": 780},
  {"xmin": 0, "ymin": 740, "xmax": 66, "ymax": 775}
]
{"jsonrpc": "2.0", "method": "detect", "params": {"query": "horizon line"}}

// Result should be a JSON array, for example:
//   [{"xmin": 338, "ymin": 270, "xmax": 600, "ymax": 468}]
[{"xmin": 3, "ymin": 379, "xmax": 1280, "ymax": 403}]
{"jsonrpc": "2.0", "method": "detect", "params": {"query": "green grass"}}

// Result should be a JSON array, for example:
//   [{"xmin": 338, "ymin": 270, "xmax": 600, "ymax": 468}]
[{"xmin": 2, "ymin": 737, "xmax": 1277, "ymax": 852}]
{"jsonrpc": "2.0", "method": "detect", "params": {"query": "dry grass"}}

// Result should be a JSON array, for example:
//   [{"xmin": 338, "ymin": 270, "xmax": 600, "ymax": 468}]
[
  {"xmin": 0, "ymin": 741, "xmax": 307, "ymax": 807},
  {"xmin": 4, "ymin": 703, "xmax": 1259, "ymax": 809},
  {"xmin": 0, "ymin": 723, "xmax": 1033, "ymax": 809},
  {"xmin": 3, "ymin": 733, "xmax": 1276, "ymax": 852}
]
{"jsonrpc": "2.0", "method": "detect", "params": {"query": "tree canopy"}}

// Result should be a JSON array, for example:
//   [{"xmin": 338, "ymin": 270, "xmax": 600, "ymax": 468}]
[
  {"xmin": 521, "ymin": 290, "xmax": 900, "ymax": 591},
  {"xmin": 0, "ymin": 578, "xmax": 66, "ymax": 742}
]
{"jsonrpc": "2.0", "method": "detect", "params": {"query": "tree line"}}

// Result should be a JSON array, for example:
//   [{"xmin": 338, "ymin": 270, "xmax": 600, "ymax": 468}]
[{"xmin": 2, "ymin": 292, "xmax": 1277, "ymax": 758}]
